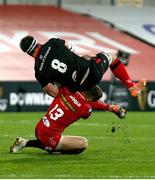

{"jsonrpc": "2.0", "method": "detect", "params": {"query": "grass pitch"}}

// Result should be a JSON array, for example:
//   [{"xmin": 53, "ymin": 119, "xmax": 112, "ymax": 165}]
[{"xmin": 0, "ymin": 111, "xmax": 155, "ymax": 179}]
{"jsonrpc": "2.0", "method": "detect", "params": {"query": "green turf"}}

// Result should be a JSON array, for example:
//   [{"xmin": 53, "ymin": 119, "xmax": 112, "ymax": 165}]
[{"xmin": 0, "ymin": 111, "xmax": 155, "ymax": 179}]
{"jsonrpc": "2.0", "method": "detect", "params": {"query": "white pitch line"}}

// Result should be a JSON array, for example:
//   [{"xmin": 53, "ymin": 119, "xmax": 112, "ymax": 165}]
[
  {"xmin": 0, "ymin": 120, "xmax": 35, "ymax": 125},
  {"xmin": 2, "ymin": 175, "xmax": 155, "ymax": 179},
  {"xmin": 1, "ymin": 134, "xmax": 155, "ymax": 140},
  {"xmin": 87, "ymin": 136, "xmax": 155, "ymax": 140},
  {"xmin": 1, "ymin": 134, "xmax": 35, "ymax": 138},
  {"xmin": 73, "ymin": 122, "xmax": 108, "ymax": 126},
  {"xmin": 0, "ymin": 119, "xmax": 155, "ymax": 128}
]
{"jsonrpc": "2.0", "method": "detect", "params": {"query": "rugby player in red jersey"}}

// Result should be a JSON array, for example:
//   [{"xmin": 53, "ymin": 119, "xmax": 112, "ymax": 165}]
[{"xmin": 10, "ymin": 85, "xmax": 126, "ymax": 155}]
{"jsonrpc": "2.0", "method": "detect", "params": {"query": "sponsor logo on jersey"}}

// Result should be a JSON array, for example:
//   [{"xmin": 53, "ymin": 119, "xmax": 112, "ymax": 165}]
[
  {"xmin": 89, "ymin": 107, "xmax": 92, "ymax": 113},
  {"xmin": 69, "ymin": 95, "xmax": 81, "ymax": 107},
  {"xmin": 39, "ymin": 54, "xmax": 43, "ymax": 60},
  {"xmin": 39, "ymin": 46, "xmax": 51, "ymax": 71},
  {"xmin": 43, "ymin": 116, "xmax": 50, "ymax": 127}
]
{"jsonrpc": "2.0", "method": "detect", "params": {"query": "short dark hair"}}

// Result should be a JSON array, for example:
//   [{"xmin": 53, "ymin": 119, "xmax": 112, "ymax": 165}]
[
  {"xmin": 19, "ymin": 35, "xmax": 37, "ymax": 55},
  {"xmin": 84, "ymin": 85, "xmax": 102, "ymax": 102}
]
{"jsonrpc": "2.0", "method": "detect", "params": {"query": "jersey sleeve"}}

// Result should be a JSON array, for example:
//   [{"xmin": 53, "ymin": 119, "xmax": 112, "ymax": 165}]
[
  {"xmin": 81, "ymin": 103, "xmax": 92, "ymax": 119},
  {"xmin": 35, "ymin": 72, "xmax": 50, "ymax": 88},
  {"xmin": 90, "ymin": 101, "xmax": 110, "ymax": 111}
]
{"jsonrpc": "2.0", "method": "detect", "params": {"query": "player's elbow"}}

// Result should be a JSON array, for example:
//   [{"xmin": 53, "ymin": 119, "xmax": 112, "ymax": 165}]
[{"xmin": 43, "ymin": 83, "xmax": 58, "ymax": 97}]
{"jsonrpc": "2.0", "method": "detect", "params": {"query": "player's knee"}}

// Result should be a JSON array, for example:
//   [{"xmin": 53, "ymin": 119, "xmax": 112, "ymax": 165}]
[
  {"xmin": 66, "ymin": 137, "xmax": 88, "ymax": 154},
  {"xmin": 97, "ymin": 52, "xmax": 116, "ymax": 65},
  {"xmin": 109, "ymin": 53, "xmax": 117, "ymax": 64},
  {"xmin": 79, "ymin": 137, "xmax": 88, "ymax": 149}
]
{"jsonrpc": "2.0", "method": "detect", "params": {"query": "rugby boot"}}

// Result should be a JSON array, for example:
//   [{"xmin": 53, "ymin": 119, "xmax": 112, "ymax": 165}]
[
  {"xmin": 10, "ymin": 137, "xmax": 28, "ymax": 153},
  {"xmin": 129, "ymin": 79, "xmax": 146, "ymax": 97}
]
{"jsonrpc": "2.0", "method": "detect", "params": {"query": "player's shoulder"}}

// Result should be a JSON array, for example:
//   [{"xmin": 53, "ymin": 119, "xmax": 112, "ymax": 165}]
[
  {"xmin": 58, "ymin": 87, "xmax": 71, "ymax": 95},
  {"xmin": 47, "ymin": 38, "xmax": 65, "ymax": 46}
]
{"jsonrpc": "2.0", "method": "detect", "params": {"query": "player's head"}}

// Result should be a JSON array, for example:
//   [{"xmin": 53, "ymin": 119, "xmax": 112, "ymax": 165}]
[
  {"xmin": 19, "ymin": 35, "xmax": 39, "ymax": 56},
  {"xmin": 84, "ymin": 85, "xmax": 102, "ymax": 102}
]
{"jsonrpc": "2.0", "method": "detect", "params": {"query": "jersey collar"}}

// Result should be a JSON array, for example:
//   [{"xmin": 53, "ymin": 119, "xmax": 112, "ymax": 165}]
[{"xmin": 34, "ymin": 46, "xmax": 42, "ymax": 60}]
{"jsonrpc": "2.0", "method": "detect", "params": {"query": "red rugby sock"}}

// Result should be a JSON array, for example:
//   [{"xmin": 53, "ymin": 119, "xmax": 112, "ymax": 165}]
[{"xmin": 110, "ymin": 58, "xmax": 134, "ymax": 88}]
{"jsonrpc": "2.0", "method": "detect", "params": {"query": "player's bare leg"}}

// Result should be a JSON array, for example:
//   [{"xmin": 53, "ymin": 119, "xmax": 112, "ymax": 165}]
[
  {"xmin": 54, "ymin": 135, "xmax": 88, "ymax": 154},
  {"xmin": 108, "ymin": 53, "xmax": 146, "ymax": 97},
  {"xmin": 10, "ymin": 136, "xmax": 88, "ymax": 155}
]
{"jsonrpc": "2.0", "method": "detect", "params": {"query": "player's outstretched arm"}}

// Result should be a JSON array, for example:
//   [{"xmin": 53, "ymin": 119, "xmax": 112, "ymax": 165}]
[{"xmin": 90, "ymin": 101, "xmax": 126, "ymax": 119}]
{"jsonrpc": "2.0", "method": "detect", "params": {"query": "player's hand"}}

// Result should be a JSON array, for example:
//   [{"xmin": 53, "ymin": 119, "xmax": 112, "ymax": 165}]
[{"xmin": 110, "ymin": 105, "xmax": 126, "ymax": 119}]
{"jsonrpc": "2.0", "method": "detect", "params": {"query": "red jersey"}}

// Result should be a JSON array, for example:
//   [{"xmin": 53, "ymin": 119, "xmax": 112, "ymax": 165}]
[
  {"xmin": 43, "ymin": 87, "xmax": 92, "ymax": 132},
  {"xmin": 35, "ymin": 87, "xmax": 92, "ymax": 151},
  {"xmin": 35, "ymin": 87, "xmax": 110, "ymax": 151}
]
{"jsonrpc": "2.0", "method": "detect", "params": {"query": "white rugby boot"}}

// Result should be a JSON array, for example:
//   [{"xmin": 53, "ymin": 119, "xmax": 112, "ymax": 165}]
[{"xmin": 10, "ymin": 137, "xmax": 28, "ymax": 153}]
